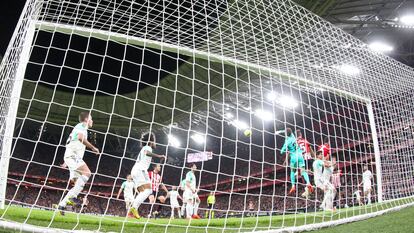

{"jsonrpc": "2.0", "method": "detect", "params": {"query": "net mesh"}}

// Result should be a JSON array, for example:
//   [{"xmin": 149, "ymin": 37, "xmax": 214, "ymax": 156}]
[{"xmin": 0, "ymin": 0, "xmax": 414, "ymax": 232}]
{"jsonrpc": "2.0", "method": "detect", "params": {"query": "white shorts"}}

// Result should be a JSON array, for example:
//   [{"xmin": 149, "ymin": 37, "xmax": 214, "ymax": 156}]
[
  {"xmin": 64, "ymin": 142, "xmax": 86, "ymax": 177},
  {"xmin": 65, "ymin": 142, "xmax": 86, "ymax": 158},
  {"xmin": 183, "ymin": 189, "xmax": 194, "ymax": 202},
  {"xmin": 363, "ymin": 182, "xmax": 372, "ymax": 192},
  {"xmin": 321, "ymin": 179, "xmax": 334, "ymax": 191},
  {"xmin": 315, "ymin": 178, "xmax": 325, "ymax": 190},
  {"xmin": 124, "ymin": 195, "xmax": 134, "ymax": 204},
  {"xmin": 170, "ymin": 200, "xmax": 180, "ymax": 208},
  {"xmin": 131, "ymin": 166, "xmax": 150, "ymax": 188}
]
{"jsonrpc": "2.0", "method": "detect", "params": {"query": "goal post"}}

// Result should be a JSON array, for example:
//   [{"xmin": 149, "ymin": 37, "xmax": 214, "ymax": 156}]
[
  {"xmin": 0, "ymin": 0, "xmax": 39, "ymax": 210},
  {"xmin": 366, "ymin": 101, "xmax": 383, "ymax": 203}
]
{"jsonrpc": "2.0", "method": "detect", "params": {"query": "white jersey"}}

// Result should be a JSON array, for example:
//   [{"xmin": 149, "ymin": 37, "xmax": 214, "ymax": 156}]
[
  {"xmin": 313, "ymin": 159, "xmax": 324, "ymax": 183},
  {"xmin": 363, "ymin": 170, "xmax": 372, "ymax": 192},
  {"xmin": 323, "ymin": 164, "xmax": 333, "ymax": 183},
  {"xmin": 65, "ymin": 123, "xmax": 88, "ymax": 154},
  {"xmin": 185, "ymin": 171, "xmax": 196, "ymax": 191},
  {"xmin": 133, "ymin": 145, "xmax": 153, "ymax": 170},
  {"xmin": 169, "ymin": 190, "xmax": 180, "ymax": 207},
  {"xmin": 363, "ymin": 170, "xmax": 372, "ymax": 184},
  {"xmin": 122, "ymin": 180, "xmax": 135, "ymax": 198}
]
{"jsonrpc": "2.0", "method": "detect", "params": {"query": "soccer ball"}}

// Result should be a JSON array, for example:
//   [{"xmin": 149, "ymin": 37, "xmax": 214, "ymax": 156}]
[
  {"xmin": 244, "ymin": 129, "xmax": 252, "ymax": 137},
  {"xmin": 158, "ymin": 195, "xmax": 166, "ymax": 203}
]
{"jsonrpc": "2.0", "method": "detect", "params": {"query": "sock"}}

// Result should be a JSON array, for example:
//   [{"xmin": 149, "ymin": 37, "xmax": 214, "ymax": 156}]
[
  {"xmin": 302, "ymin": 170, "xmax": 310, "ymax": 185},
  {"xmin": 367, "ymin": 193, "xmax": 371, "ymax": 204},
  {"xmin": 171, "ymin": 208, "xmax": 174, "ymax": 218},
  {"xmin": 132, "ymin": 189, "xmax": 152, "ymax": 209},
  {"xmin": 321, "ymin": 189, "xmax": 328, "ymax": 209},
  {"xmin": 194, "ymin": 202, "xmax": 199, "ymax": 215},
  {"xmin": 186, "ymin": 203, "xmax": 194, "ymax": 218},
  {"xmin": 290, "ymin": 170, "xmax": 296, "ymax": 186},
  {"xmin": 181, "ymin": 203, "xmax": 186, "ymax": 216},
  {"xmin": 59, "ymin": 175, "xmax": 88, "ymax": 207},
  {"xmin": 178, "ymin": 208, "xmax": 182, "ymax": 218},
  {"xmin": 205, "ymin": 210, "xmax": 209, "ymax": 218},
  {"xmin": 211, "ymin": 211, "xmax": 214, "ymax": 218}
]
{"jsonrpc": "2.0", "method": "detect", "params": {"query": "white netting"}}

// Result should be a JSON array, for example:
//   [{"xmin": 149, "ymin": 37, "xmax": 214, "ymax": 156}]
[{"xmin": 1, "ymin": 0, "xmax": 414, "ymax": 232}]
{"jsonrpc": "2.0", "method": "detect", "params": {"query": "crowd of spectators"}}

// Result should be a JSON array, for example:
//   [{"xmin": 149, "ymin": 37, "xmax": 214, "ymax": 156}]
[{"xmin": 5, "ymin": 163, "xmax": 379, "ymax": 219}]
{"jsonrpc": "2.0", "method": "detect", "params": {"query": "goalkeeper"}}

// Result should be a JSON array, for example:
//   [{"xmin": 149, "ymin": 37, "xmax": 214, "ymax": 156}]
[{"xmin": 281, "ymin": 128, "xmax": 313, "ymax": 195}]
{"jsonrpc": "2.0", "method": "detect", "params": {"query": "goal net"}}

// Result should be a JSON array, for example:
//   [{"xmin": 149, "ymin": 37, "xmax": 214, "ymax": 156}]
[{"xmin": 1, "ymin": 0, "xmax": 414, "ymax": 232}]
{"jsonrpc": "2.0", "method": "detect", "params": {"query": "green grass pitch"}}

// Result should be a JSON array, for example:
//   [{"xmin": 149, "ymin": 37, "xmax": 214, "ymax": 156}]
[{"xmin": 0, "ymin": 197, "xmax": 413, "ymax": 233}]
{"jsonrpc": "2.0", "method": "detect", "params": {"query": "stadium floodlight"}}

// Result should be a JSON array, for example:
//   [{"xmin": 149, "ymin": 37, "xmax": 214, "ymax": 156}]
[
  {"xmin": 230, "ymin": 120, "xmax": 249, "ymax": 130},
  {"xmin": 267, "ymin": 91, "xmax": 277, "ymax": 101},
  {"xmin": 168, "ymin": 134, "xmax": 181, "ymax": 148},
  {"xmin": 278, "ymin": 95, "xmax": 299, "ymax": 109},
  {"xmin": 400, "ymin": 15, "xmax": 414, "ymax": 25},
  {"xmin": 254, "ymin": 109, "xmax": 274, "ymax": 121},
  {"xmin": 369, "ymin": 42, "xmax": 393, "ymax": 53},
  {"xmin": 191, "ymin": 133, "xmax": 206, "ymax": 144},
  {"xmin": 225, "ymin": 112, "xmax": 234, "ymax": 119},
  {"xmin": 335, "ymin": 64, "xmax": 360, "ymax": 76}
]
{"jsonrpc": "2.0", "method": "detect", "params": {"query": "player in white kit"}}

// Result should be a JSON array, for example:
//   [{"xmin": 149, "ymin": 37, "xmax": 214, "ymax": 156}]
[
  {"xmin": 359, "ymin": 165, "xmax": 373, "ymax": 204},
  {"xmin": 180, "ymin": 178, "xmax": 187, "ymax": 218},
  {"xmin": 56, "ymin": 112, "xmax": 100, "ymax": 215},
  {"xmin": 313, "ymin": 152, "xmax": 336, "ymax": 211},
  {"xmin": 183, "ymin": 163, "xmax": 200, "ymax": 219},
  {"xmin": 321, "ymin": 156, "xmax": 336, "ymax": 211},
  {"xmin": 116, "ymin": 175, "xmax": 136, "ymax": 212},
  {"xmin": 166, "ymin": 186, "xmax": 182, "ymax": 219},
  {"xmin": 129, "ymin": 133, "xmax": 166, "ymax": 219}
]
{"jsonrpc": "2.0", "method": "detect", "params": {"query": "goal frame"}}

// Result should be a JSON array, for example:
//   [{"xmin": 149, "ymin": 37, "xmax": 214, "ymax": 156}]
[
  {"xmin": 0, "ymin": 0, "xmax": 38, "ymax": 209},
  {"xmin": 0, "ymin": 5, "xmax": 395, "ymax": 231}
]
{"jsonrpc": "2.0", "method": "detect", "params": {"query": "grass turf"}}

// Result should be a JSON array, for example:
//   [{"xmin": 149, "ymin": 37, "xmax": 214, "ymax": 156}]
[
  {"xmin": 0, "ymin": 197, "xmax": 413, "ymax": 233},
  {"xmin": 313, "ymin": 204, "xmax": 414, "ymax": 233}
]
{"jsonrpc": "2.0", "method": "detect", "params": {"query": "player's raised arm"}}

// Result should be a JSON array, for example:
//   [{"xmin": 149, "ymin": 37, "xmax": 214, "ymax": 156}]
[{"xmin": 145, "ymin": 150, "xmax": 166, "ymax": 160}]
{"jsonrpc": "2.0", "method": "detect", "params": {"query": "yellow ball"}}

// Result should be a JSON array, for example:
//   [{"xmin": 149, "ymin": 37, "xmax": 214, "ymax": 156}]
[{"xmin": 244, "ymin": 129, "xmax": 252, "ymax": 137}]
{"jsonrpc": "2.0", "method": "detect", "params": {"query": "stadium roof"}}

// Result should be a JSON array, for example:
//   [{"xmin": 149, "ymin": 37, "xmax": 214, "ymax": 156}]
[{"xmin": 295, "ymin": 0, "xmax": 414, "ymax": 67}]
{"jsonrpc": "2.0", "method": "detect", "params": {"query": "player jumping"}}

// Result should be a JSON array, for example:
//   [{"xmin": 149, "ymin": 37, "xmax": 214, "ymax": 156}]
[
  {"xmin": 129, "ymin": 133, "xmax": 166, "ymax": 219},
  {"xmin": 56, "ymin": 112, "xmax": 100, "ymax": 215},
  {"xmin": 318, "ymin": 137, "xmax": 331, "ymax": 160},
  {"xmin": 296, "ymin": 130, "xmax": 315, "ymax": 170},
  {"xmin": 313, "ymin": 152, "xmax": 336, "ymax": 211},
  {"xmin": 281, "ymin": 128, "xmax": 313, "ymax": 196},
  {"xmin": 321, "ymin": 156, "xmax": 337, "ymax": 211}
]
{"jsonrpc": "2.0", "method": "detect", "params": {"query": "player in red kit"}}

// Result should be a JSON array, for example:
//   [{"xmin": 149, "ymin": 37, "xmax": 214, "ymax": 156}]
[
  {"xmin": 296, "ymin": 130, "xmax": 315, "ymax": 171},
  {"xmin": 148, "ymin": 163, "xmax": 168, "ymax": 218},
  {"xmin": 318, "ymin": 137, "xmax": 331, "ymax": 160}
]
